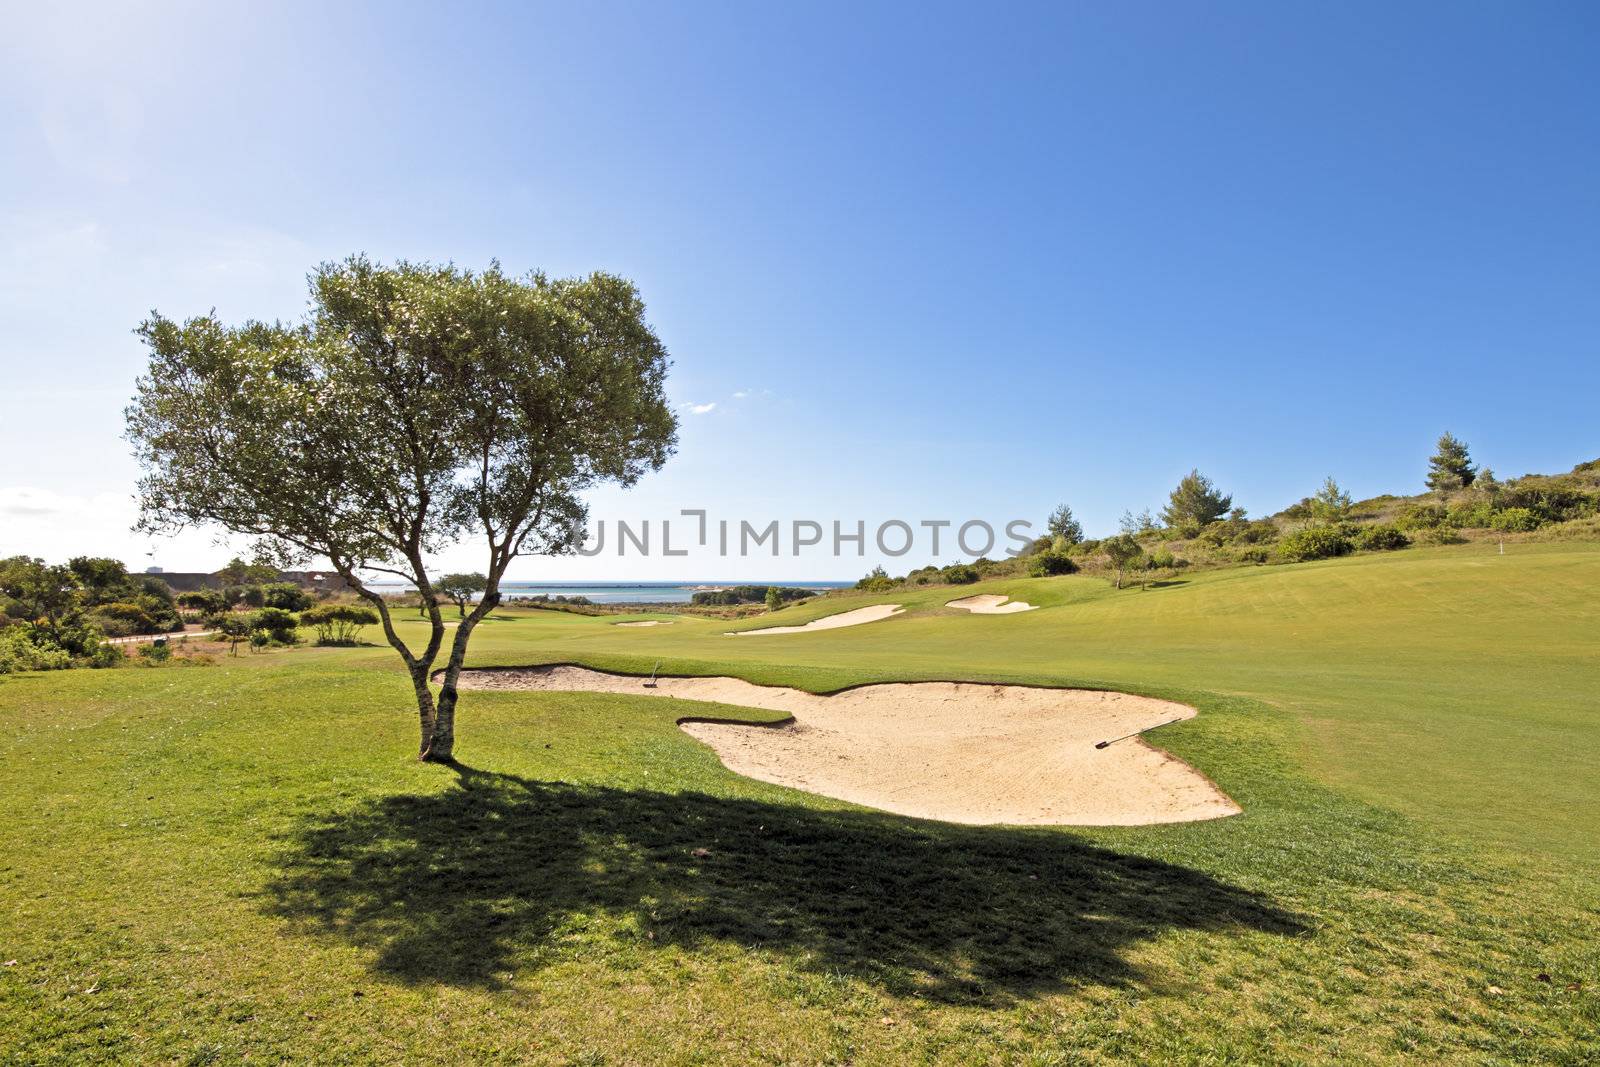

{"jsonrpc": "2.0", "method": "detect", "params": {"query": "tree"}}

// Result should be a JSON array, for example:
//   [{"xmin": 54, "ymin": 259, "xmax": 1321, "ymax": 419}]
[
  {"xmin": 0, "ymin": 556, "xmax": 81, "ymax": 636},
  {"xmin": 1102, "ymin": 534, "xmax": 1142, "ymax": 590},
  {"xmin": 1046, "ymin": 504, "xmax": 1083, "ymax": 544},
  {"xmin": 300, "ymin": 604, "xmax": 380, "ymax": 646},
  {"xmin": 1119, "ymin": 509, "xmax": 1156, "ymax": 535},
  {"xmin": 214, "ymin": 614, "xmax": 253, "ymax": 657},
  {"xmin": 1309, "ymin": 476, "xmax": 1353, "ymax": 524},
  {"xmin": 1426, "ymin": 432, "xmax": 1477, "ymax": 491},
  {"xmin": 437, "ymin": 573, "xmax": 488, "ymax": 619},
  {"xmin": 127, "ymin": 256, "xmax": 677, "ymax": 761},
  {"xmin": 764, "ymin": 586, "xmax": 783, "ymax": 613},
  {"xmin": 67, "ymin": 557, "xmax": 130, "ymax": 603},
  {"xmin": 1160, "ymin": 470, "xmax": 1233, "ymax": 529},
  {"xmin": 217, "ymin": 556, "xmax": 277, "ymax": 586}
]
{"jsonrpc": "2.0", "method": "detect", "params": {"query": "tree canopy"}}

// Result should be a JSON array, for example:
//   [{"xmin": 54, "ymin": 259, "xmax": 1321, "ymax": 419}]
[
  {"xmin": 1046, "ymin": 504, "xmax": 1084, "ymax": 544},
  {"xmin": 1160, "ymin": 470, "xmax": 1233, "ymax": 529},
  {"xmin": 1426, "ymin": 432, "xmax": 1477, "ymax": 491},
  {"xmin": 127, "ymin": 256, "xmax": 678, "ymax": 760},
  {"xmin": 437, "ymin": 573, "xmax": 489, "ymax": 618}
]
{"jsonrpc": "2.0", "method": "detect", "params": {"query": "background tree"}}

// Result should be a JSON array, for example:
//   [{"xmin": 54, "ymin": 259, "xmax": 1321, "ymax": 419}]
[
  {"xmin": 1046, "ymin": 504, "xmax": 1083, "ymax": 544},
  {"xmin": 1102, "ymin": 534, "xmax": 1142, "ymax": 590},
  {"xmin": 764, "ymin": 586, "xmax": 783, "ymax": 613},
  {"xmin": 437, "ymin": 573, "xmax": 489, "ymax": 619},
  {"xmin": 0, "ymin": 556, "xmax": 81, "ymax": 636},
  {"xmin": 1160, "ymin": 470, "xmax": 1233, "ymax": 529},
  {"xmin": 1427, "ymin": 432, "xmax": 1478, "ymax": 491},
  {"xmin": 1309, "ymin": 476, "xmax": 1353, "ymax": 524},
  {"xmin": 127, "ymin": 256, "xmax": 677, "ymax": 761},
  {"xmin": 217, "ymin": 556, "xmax": 277, "ymax": 586}
]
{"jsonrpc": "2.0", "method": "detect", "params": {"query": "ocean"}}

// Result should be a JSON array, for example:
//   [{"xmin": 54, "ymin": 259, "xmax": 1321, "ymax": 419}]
[{"xmin": 370, "ymin": 581, "xmax": 855, "ymax": 604}]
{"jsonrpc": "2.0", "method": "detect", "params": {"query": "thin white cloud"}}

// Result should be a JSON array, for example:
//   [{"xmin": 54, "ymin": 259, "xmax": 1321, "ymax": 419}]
[
  {"xmin": 731, "ymin": 390, "xmax": 748, "ymax": 400},
  {"xmin": 688, "ymin": 402, "xmax": 717, "ymax": 415}
]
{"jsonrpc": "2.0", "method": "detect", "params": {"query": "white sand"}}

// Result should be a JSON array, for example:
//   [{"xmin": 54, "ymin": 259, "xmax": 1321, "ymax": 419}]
[
  {"xmin": 946, "ymin": 594, "xmax": 1037, "ymax": 614},
  {"xmin": 613, "ymin": 620, "xmax": 673, "ymax": 627},
  {"xmin": 729, "ymin": 603, "xmax": 903, "ymax": 636},
  {"xmin": 453, "ymin": 664, "xmax": 1240, "ymax": 826}
]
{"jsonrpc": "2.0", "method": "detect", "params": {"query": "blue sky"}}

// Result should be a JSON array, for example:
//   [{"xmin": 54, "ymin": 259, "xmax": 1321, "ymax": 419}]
[{"xmin": 2, "ymin": 1, "xmax": 1597, "ymax": 579}]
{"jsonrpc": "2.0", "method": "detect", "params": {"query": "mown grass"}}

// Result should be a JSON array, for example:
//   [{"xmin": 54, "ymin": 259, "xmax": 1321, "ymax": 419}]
[{"xmin": 1, "ymin": 542, "xmax": 1597, "ymax": 1063}]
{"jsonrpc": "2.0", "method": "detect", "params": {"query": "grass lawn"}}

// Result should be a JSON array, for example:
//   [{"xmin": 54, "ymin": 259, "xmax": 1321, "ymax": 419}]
[{"xmin": 2, "ymin": 542, "xmax": 1597, "ymax": 1062}]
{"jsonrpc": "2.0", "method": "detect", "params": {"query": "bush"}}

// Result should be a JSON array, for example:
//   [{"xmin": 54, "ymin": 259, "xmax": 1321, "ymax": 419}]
[
  {"xmin": 1146, "ymin": 549, "xmax": 1177, "ymax": 570},
  {"xmin": 1488, "ymin": 507, "xmax": 1542, "ymax": 532},
  {"xmin": 1027, "ymin": 551, "xmax": 1078, "ymax": 577},
  {"xmin": 0, "ymin": 627, "xmax": 72, "ymax": 674},
  {"xmin": 250, "ymin": 607, "xmax": 298, "ymax": 644},
  {"xmin": 299, "ymin": 604, "xmax": 379, "ymax": 646},
  {"xmin": 1397, "ymin": 503, "xmax": 1447, "ymax": 530},
  {"xmin": 1416, "ymin": 525, "xmax": 1465, "ymax": 545},
  {"xmin": 940, "ymin": 563, "xmax": 979, "ymax": 585},
  {"xmin": 1234, "ymin": 546, "xmax": 1270, "ymax": 564},
  {"xmin": 1355, "ymin": 524, "xmax": 1411, "ymax": 551},
  {"xmin": 1446, "ymin": 501, "xmax": 1494, "ymax": 529},
  {"xmin": 138, "ymin": 641, "xmax": 173, "ymax": 664},
  {"xmin": 1276, "ymin": 526, "xmax": 1353, "ymax": 562},
  {"xmin": 260, "ymin": 582, "xmax": 315, "ymax": 612}
]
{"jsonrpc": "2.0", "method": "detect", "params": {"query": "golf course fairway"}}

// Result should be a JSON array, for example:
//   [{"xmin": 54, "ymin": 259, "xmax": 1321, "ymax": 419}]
[{"xmin": 2, "ymin": 541, "xmax": 1596, "ymax": 1062}]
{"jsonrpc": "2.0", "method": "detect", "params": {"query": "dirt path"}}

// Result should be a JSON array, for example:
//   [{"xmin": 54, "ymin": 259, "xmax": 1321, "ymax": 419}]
[{"xmin": 453, "ymin": 664, "xmax": 1240, "ymax": 826}]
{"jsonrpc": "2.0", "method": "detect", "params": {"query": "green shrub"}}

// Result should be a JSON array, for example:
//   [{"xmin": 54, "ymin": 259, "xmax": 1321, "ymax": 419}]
[
  {"xmin": 1027, "ymin": 551, "xmax": 1078, "ymax": 577},
  {"xmin": 1397, "ymin": 503, "xmax": 1447, "ymax": 530},
  {"xmin": 1355, "ymin": 524, "xmax": 1411, "ymax": 551},
  {"xmin": 940, "ymin": 563, "xmax": 979, "ymax": 585},
  {"xmin": 1488, "ymin": 507, "xmax": 1542, "ymax": 532},
  {"xmin": 1446, "ymin": 501, "xmax": 1494, "ymax": 529},
  {"xmin": 260, "ymin": 582, "xmax": 315, "ymax": 612},
  {"xmin": 138, "ymin": 642, "xmax": 173, "ymax": 664},
  {"xmin": 1146, "ymin": 549, "xmax": 1177, "ymax": 570},
  {"xmin": 299, "ymin": 604, "xmax": 381, "ymax": 646},
  {"xmin": 250, "ymin": 607, "xmax": 298, "ymax": 644},
  {"xmin": 1276, "ymin": 526, "xmax": 1353, "ymax": 562},
  {"xmin": 0, "ymin": 627, "xmax": 73, "ymax": 674},
  {"xmin": 1234, "ymin": 546, "xmax": 1270, "ymax": 564}
]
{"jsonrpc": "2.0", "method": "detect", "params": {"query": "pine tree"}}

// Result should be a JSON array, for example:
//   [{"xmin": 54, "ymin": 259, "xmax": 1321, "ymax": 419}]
[
  {"xmin": 1046, "ymin": 504, "xmax": 1083, "ymax": 544},
  {"xmin": 1426, "ymin": 432, "xmax": 1477, "ymax": 491},
  {"xmin": 1160, "ymin": 470, "xmax": 1233, "ymax": 529}
]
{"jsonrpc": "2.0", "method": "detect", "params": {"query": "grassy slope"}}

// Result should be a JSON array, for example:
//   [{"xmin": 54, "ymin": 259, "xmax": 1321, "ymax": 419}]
[{"xmin": 1, "ymin": 542, "xmax": 1596, "ymax": 1063}]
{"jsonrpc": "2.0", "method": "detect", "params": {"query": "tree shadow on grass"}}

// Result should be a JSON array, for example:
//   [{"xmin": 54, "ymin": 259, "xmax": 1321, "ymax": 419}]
[{"xmin": 262, "ymin": 765, "xmax": 1305, "ymax": 1004}]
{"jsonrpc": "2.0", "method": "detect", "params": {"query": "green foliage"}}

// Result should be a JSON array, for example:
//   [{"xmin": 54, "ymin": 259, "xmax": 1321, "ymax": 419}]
[
  {"xmin": 213, "ymin": 615, "xmax": 254, "ymax": 656},
  {"xmin": 438, "ymin": 572, "xmax": 489, "ymax": 618},
  {"xmin": 1396, "ymin": 503, "xmax": 1447, "ymax": 530},
  {"xmin": 250, "ymin": 607, "xmax": 299, "ymax": 645},
  {"xmin": 764, "ymin": 587, "xmax": 783, "ymax": 613},
  {"xmin": 1445, "ymin": 501, "xmax": 1494, "ymax": 529},
  {"xmin": 1489, "ymin": 507, "xmax": 1543, "ymax": 532},
  {"xmin": 1355, "ymin": 524, "xmax": 1410, "ymax": 551},
  {"xmin": 216, "ymin": 557, "xmax": 278, "ymax": 586},
  {"xmin": 1276, "ymin": 526, "xmax": 1353, "ymax": 562},
  {"xmin": 138, "ymin": 642, "xmax": 173, "ymax": 664},
  {"xmin": 1161, "ymin": 470, "xmax": 1233, "ymax": 529},
  {"xmin": 854, "ymin": 565, "xmax": 894, "ymax": 592},
  {"xmin": 939, "ymin": 563, "xmax": 979, "ymax": 585},
  {"xmin": 691, "ymin": 586, "xmax": 814, "ymax": 606},
  {"xmin": 127, "ymin": 256, "xmax": 679, "ymax": 758},
  {"xmin": 1026, "ymin": 551, "xmax": 1077, "ymax": 577},
  {"xmin": 1416, "ymin": 526, "xmax": 1465, "ymax": 545},
  {"xmin": 1046, "ymin": 504, "xmax": 1083, "ymax": 544},
  {"xmin": 1309, "ymin": 477, "xmax": 1353, "ymax": 524},
  {"xmin": 1146, "ymin": 548, "xmax": 1178, "ymax": 570},
  {"xmin": 1101, "ymin": 534, "xmax": 1143, "ymax": 588},
  {"xmin": 260, "ymin": 583, "xmax": 315, "ymax": 612},
  {"xmin": 299, "ymin": 604, "xmax": 379, "ymax": 646},
  {"xmin": 177, "ymin": 589, "xmax": 227, "ymax": 616},
  {"xmin": 89, "ymin": 601, "xmax": 160, "ymax": 637},
  {"xmin": 0, "ymin": 627, "xmax": 72, "ymax": 674},
  {"xmin": 1426, "ymin": 432, "xmax": 1477, "ymax": 491}
]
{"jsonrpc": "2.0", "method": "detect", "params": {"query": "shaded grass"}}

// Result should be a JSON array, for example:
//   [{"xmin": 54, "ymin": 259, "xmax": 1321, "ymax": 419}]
[{"xmin": 2, "ymin": 545, "xmax": 1599, "ymax": 1061}]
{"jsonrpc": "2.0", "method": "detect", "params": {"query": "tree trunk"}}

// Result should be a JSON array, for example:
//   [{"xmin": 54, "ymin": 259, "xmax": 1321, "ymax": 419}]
[{"xmin": 410, "ymin": 663, "xmax": 441, "ymax": 760}]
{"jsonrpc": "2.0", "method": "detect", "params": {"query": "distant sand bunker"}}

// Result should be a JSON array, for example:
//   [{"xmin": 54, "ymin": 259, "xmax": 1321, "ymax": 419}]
[
  {"xmin": 453, "ymin": 664, "xmax": 1240, "ymax": 826},
  {"xmin": 947, "ymin": 594, "xmax": 1037, "ymax": 614},
  {"xmin": 613, "ymin": 620, "xmax": 673, "ymax": 627},
  {"xmin": 729, "ymin": 603, "xmax": 903, "ymax": 636}
]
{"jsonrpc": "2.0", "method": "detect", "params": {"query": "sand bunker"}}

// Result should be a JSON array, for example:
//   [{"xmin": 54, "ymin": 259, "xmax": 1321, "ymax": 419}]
[
  {"xmin": 729, "ymin": 603, "xmax": 903, "ymax": 636},
  {"xmin": 453, "ymin": 664, "xmax": 1239, "ymax": 826},
  {"xmin": 947, "ymin": 594, "xmax": 1037, "ymax": 614},
  {"xmin": 613, "ymin": 620, "xmax": 673, "ymax": 627}
]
